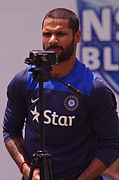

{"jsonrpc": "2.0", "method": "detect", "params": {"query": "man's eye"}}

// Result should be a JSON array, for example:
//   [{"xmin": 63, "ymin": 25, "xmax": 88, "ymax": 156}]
[
  {"xmin": 43, "ymin": 33, "xmax": 51, "ymax": 37},
  {"xmin": 56, "ymin": 32, "xmax": 65, "ymax": 36}
]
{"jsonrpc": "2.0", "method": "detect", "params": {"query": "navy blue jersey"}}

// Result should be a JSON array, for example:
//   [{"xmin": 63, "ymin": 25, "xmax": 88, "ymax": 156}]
[{"xmin": 3, "ymin": 59, "xmax": 119, "ymax": 180}]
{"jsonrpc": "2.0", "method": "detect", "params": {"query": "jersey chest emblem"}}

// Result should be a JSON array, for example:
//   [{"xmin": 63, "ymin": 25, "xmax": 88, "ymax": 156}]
[{"xmin": 64, "ymin": 95, "xmax": 79, "ymax": 111}]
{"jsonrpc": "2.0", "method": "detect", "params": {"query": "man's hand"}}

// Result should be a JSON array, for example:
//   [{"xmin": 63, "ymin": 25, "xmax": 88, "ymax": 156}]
[
  {"xmin": 32, "ymin": 169, "xmax": 40, "ymax": 180},
  {"xmin": 22, "ymin": 164, "xmax": 40, "ymax": 180}
]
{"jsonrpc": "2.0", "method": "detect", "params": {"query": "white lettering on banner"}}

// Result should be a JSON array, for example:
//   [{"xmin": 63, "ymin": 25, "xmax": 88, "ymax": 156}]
[
  {"xmin": 81, "ymin": 7, "xmax": 119, "ymax": 72},
  {"xmin": 104, "ymin": 47, "xmax": 119, "ymax": 71},
  {"xmin": 82, "ymin": 8, "xmax": 111, "ymax": 41},
  {"xmin": 115, "ymin": 9, "xmax": 119, "ymax": 41},
  {"xmin": 31, "ymin": 108, "xmax": 75, "ymax": 127},
  {"xmin": 82, "ymin": 46, "xmax": 119, "ymax": 71},
  {"xmin": 82, "ymin": 47, "xmax": 100, "ymax": 70}
]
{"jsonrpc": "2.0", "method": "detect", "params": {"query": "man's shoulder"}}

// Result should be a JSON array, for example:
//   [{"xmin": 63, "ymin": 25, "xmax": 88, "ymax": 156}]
[
  {"xmin": 92, "ymin": 77, "xmax": 109, "ymax": 93},
  {"xmin": 12, "ymin": 68, "xmax": 28, "ymax": 82},
  {"xmin": 8, "ymin": 68, "xmax": 28, "ymax": 92},
  {"xmin": 91, "ymin": 77, "xmax": 117, "ymax": 106}
]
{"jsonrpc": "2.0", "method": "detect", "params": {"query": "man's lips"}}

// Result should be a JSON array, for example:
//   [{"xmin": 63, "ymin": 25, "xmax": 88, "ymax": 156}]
[
  {"xmin": 49, "ymin": 48, "xmax": 61, "ymax": 52},
  {"xmin": 46, "ymin": 45, "xmax": 63, "ymax": 51}
]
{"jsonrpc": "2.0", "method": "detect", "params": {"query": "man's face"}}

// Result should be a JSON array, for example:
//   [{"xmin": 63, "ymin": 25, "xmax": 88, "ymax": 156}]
[{"xmin": 42, "ymin": 18, "xmax": 75, "ymax": 63}]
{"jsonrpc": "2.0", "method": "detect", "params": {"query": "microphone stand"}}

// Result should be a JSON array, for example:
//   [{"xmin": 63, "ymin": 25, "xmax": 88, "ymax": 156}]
[{"xmin": 28, "ymin": 65, "xmax": 83, "ymax": 180}]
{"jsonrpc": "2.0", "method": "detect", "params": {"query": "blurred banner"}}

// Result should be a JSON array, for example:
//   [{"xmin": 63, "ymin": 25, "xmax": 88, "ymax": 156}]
[{"xmin": 77, "ymin": 0, "xmax": 119, "ymax": 96}]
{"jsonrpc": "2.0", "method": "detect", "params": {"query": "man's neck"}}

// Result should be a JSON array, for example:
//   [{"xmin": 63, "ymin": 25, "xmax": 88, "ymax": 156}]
[{"xmin": 51, "ymin": 56, "xmax": 76, "ymax": 78}]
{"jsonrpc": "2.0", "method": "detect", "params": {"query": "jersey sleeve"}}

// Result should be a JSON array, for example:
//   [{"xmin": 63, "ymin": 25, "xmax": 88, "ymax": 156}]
[
  {"xmin": 88, "ymin": 78, "xmax": 119, "ymax": 167},
  {"xmin": 3, "ymin": 70, "xmax": 28, "ymax": 143}
]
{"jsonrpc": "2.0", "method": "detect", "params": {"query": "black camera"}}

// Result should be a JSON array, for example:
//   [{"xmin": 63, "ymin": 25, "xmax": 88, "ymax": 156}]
[{"xmin": 24, "ymin": 50, "xmax": 58, "ymax": 66}]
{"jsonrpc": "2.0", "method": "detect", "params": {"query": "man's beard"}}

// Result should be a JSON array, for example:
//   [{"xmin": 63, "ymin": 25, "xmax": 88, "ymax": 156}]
[{"xmin": 43, "ymin": 39, "xmax": 74, "ymax": 63}]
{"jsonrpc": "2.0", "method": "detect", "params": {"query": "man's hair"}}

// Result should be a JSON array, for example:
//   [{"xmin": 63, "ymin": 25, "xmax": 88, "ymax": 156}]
[{"xmin": 42, "ymin": 8, "xmax": 79, "ymax": 35}]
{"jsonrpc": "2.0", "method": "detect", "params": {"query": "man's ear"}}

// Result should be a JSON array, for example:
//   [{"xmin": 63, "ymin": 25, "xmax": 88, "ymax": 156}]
[{"xmin": 75, "ymin": 30, "xmax": 81, "ymax": 43}]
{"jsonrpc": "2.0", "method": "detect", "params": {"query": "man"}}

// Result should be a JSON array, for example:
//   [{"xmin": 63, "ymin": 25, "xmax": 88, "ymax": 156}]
[{"xmin": 3, "ymin": 8, "xmax": 119, "ymax": 180}]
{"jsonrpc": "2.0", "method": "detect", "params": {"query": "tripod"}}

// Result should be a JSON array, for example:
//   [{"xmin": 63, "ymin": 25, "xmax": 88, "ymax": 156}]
[
  {"xmin": 28, "ymin": 65, "xmax": 83, "ymax": 180},
  {"xmin": 28, "ymin": 65, "xmax": 53, "ymax": 180}
]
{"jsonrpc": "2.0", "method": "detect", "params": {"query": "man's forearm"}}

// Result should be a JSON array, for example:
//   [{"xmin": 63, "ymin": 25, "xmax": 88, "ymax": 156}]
[
  {"xmin": 77, "ymin": 158, "xmax": 106, "ymax": 180},
  {"xmin": 5, "ymin": 138, "xmax": 29, "ymax": 167},
  {"xmin": 5, "ymin": 138, "xmax": 31, "ymax": 179}
]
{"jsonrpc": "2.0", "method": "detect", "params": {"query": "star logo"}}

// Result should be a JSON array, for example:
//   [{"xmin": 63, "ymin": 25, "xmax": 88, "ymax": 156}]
[
  {"xmin": 68, "ymin": 100, "xmax": 75, "ymax": 106},
  {"xmin": 30, "ymin": 106, "xmax": 39, "ymax": 123}
]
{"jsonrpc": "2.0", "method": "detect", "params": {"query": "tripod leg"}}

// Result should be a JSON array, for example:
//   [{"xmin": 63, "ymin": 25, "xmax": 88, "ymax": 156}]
[
  {"xmin": 39, "ymin": 153, "xmax": 53, "ymax": 180},
  {"xmin": 28, "ymin": 158, "xmax": 38, "ymax": 180}
]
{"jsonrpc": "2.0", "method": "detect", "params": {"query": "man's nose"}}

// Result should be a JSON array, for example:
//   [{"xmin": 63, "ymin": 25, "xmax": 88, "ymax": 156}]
[{"xmin": 49, "ymin": 35, "xmax": 58, "ymax": 44}]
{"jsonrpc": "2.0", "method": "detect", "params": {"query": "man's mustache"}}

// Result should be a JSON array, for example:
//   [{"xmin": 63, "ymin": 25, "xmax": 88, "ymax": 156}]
[{"xmin": 46, "ymin": 45, "xmax": 63, "ymax": 51}]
